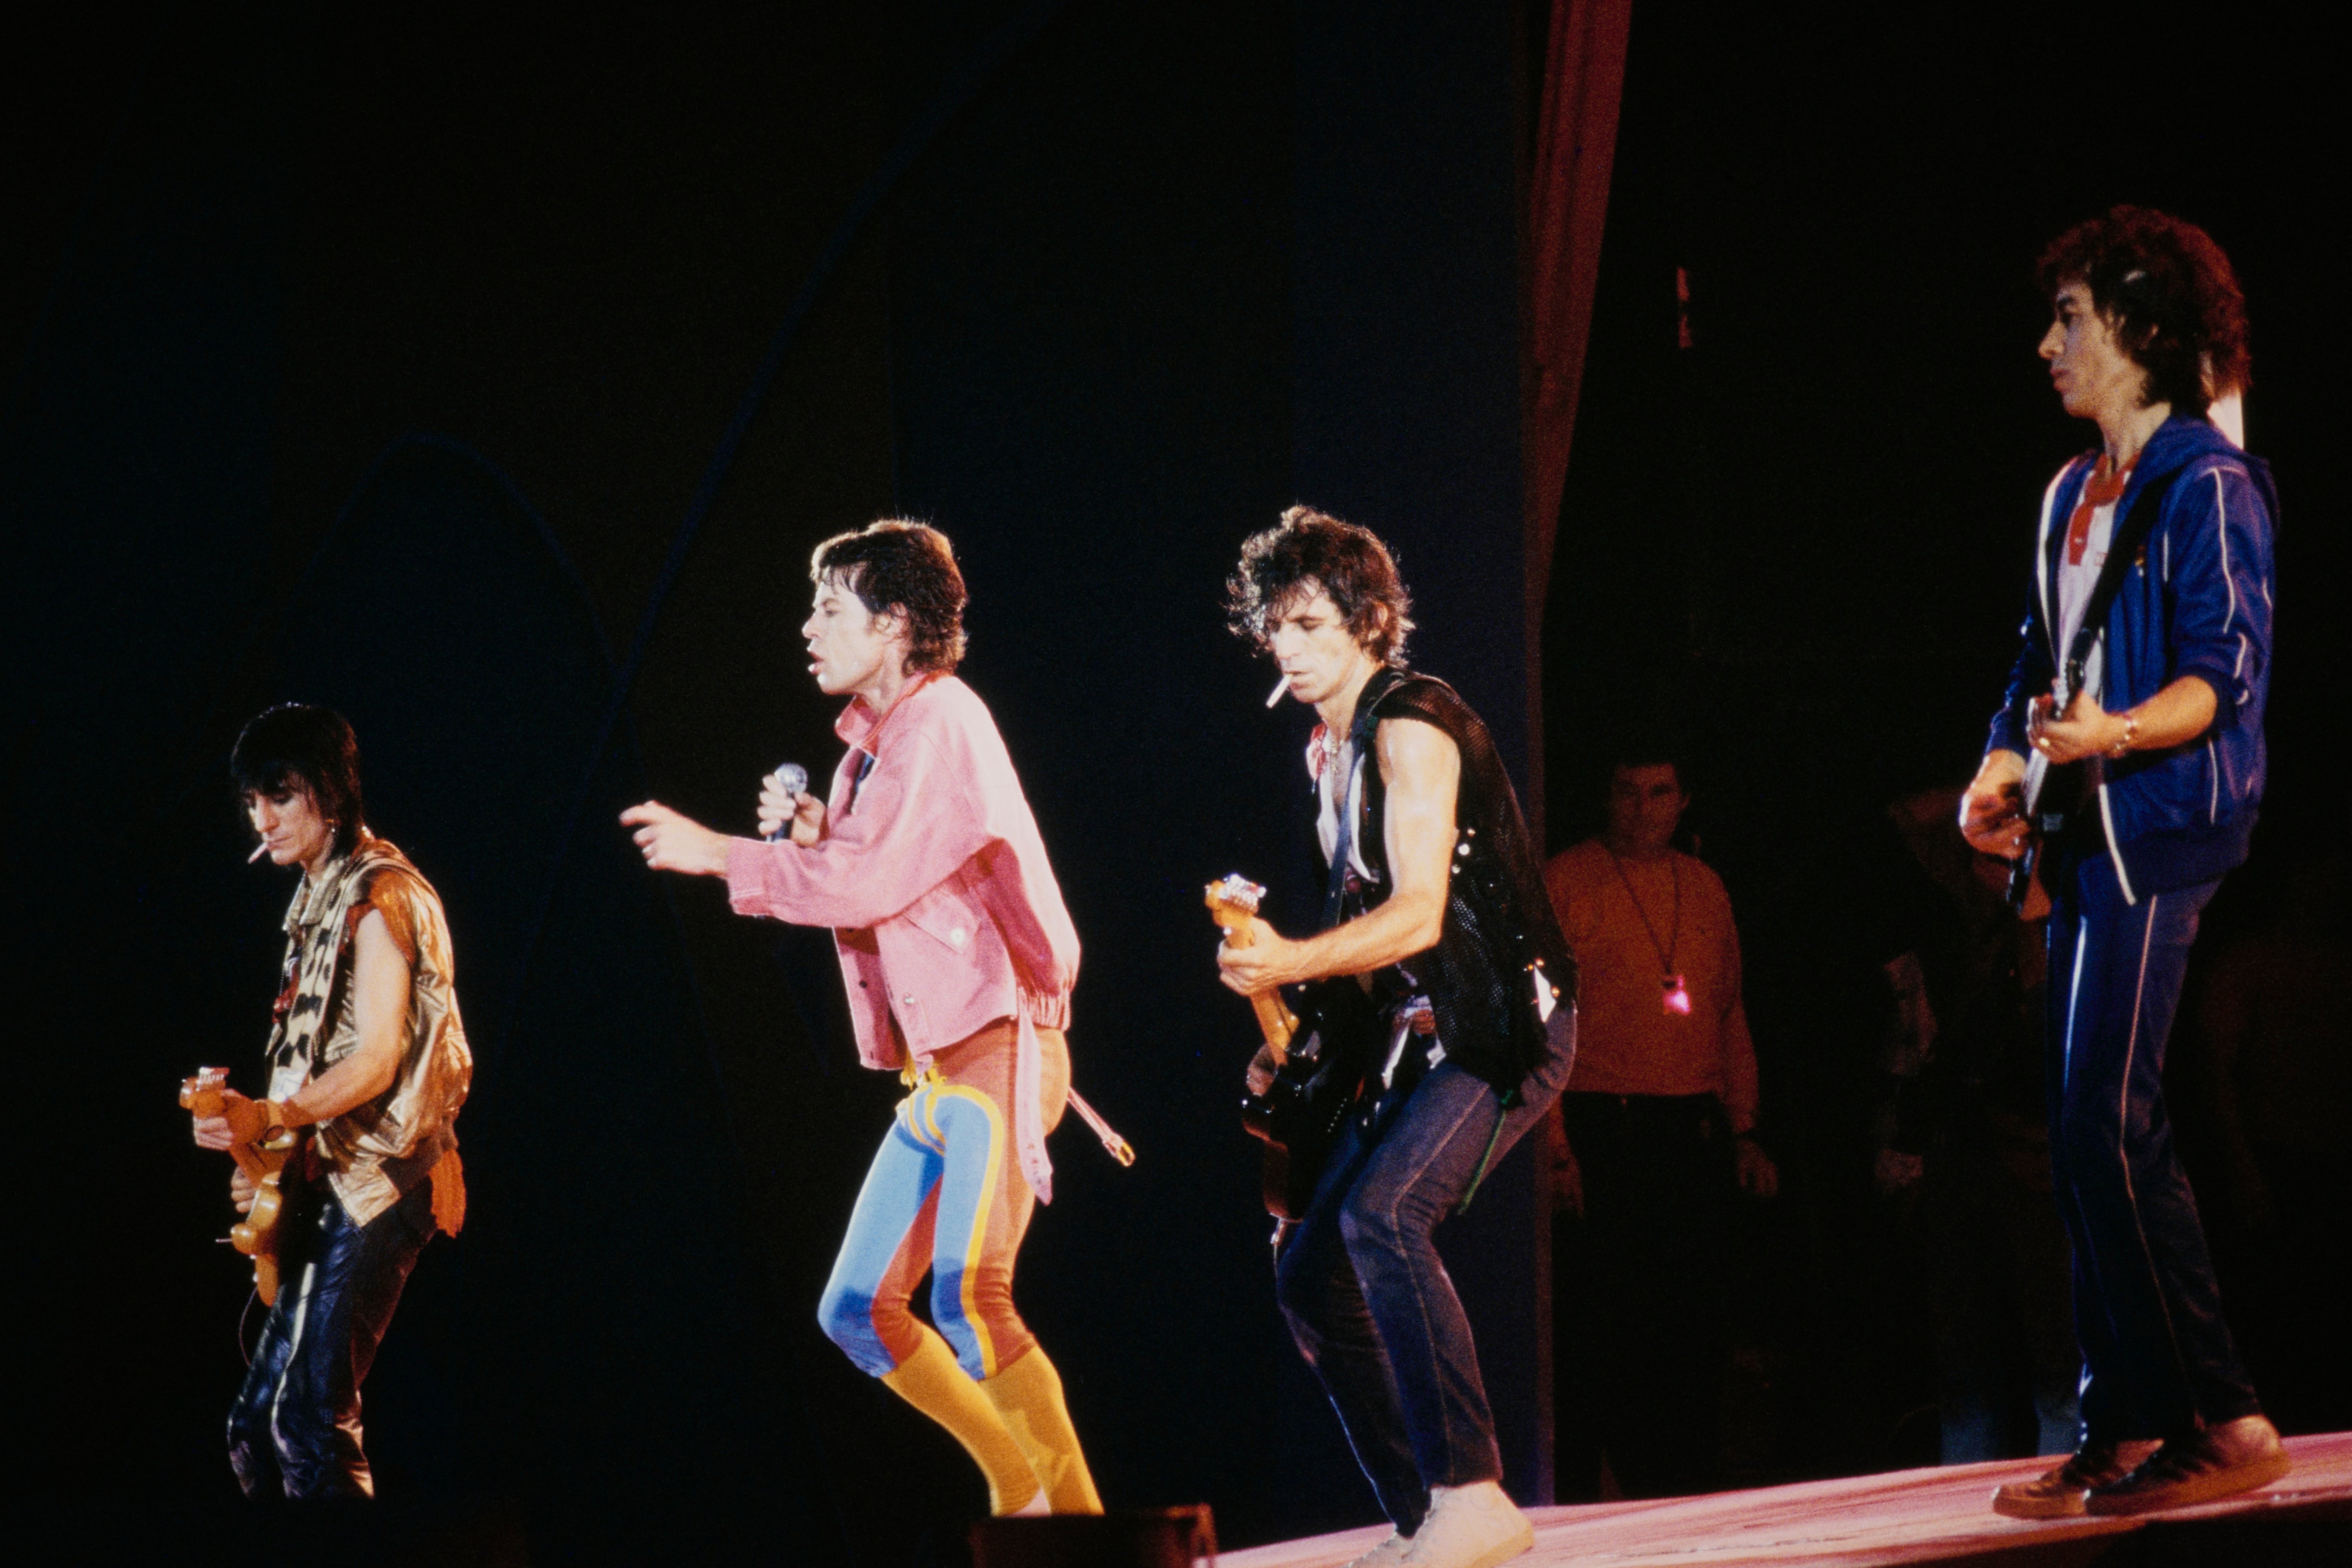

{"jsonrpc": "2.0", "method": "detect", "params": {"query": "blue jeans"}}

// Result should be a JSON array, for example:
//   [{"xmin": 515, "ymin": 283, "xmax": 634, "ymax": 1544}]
[
  {"xmin": 2047, "ymin": 853, "xmax": 2259, "ymax": 1441},
  {"xmin": 1275, "ymin": 1005, "xmax": 1577, "ymax": 1532}
]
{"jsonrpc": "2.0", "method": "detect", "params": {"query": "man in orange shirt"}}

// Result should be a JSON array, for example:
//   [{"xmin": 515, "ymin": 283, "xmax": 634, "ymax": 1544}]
[{"xmin": 1544, "ymin": 750, "xmax": 1774, "ymax": 1498}]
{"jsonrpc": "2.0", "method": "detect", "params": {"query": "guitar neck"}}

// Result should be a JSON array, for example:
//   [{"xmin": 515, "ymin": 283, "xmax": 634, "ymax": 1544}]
[
  {"xmin": 1251, "ymin": 993, "xmax": 1295, "ymax": 1058},
  {"xmin": 1206, "ymin": 877, "xmax": 1304, "ymax": 1061},
  {"xmin": 182, "ymin": 1076, "xmax": 280, "ymax": 1182},
  {"xmin": 1226, "ymin": 922, "xmax": 1301, "ymax": 1055},
  {"xmin": 2019, "ymin": 673, "xmax": 2071, "ymax": 815}
]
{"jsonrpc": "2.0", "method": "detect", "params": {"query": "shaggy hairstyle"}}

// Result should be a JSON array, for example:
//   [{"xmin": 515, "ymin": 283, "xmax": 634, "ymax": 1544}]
[
  {"xmin": 2037, "ymin": 204, "xmax": 2250, "ymax": 416},
  {"xmin": 810, "ymin": 519, "xmax": 968, "ymax": 673},
  {"xmin": 1226, "ymin": 505, "xmax": 1415, "ymax": 665},
  {"xmin": 231, "ymin": 704, "xmax": 366, "ymax": 858}
]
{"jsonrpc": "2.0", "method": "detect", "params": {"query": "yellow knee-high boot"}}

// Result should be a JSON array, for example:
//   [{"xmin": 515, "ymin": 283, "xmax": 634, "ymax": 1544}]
[
  {"xmin": 981, "ymin": 1347, "xmax": 1103, "ymax": 1514},
  {"xmin": 880, "ymin": 1326, "xmax": 1045, "ymax": 1515}
]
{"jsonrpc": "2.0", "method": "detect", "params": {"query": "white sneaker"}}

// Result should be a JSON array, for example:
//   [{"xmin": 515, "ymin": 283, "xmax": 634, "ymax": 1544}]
[
  {"xmin": 1398, "ymin": 1482, "xmax": 1534, "ymax": 1568},
  {"xmin": 1342, "ymin": 1529, "xmax": 1415, "ymax": 1567}
]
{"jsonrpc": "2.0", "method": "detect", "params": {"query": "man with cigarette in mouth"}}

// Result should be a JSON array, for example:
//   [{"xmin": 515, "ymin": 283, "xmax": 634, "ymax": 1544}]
[
  {"xmin": 192, "ymin": 703, "xmax": 471, "ymax": 1498},
  {"xmin": 1217, "ymin": 507, "xmax": 1577, "ymax": 1568},
  {"xmin": 622, "ymin": 520, "xmax": 1102, "ymax": 1519}
]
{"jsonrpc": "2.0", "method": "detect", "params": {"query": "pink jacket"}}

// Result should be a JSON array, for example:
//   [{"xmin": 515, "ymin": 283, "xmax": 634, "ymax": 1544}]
[{"xmin": 725, "ymin": 674, "xmax": 1079, "ymax": 1198}]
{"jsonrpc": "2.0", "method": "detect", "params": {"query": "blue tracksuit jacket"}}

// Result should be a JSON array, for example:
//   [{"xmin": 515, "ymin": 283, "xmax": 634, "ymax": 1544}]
[{"xmin": 1987, "ymin": 414, "xmax": 2279, "ymax": 902}]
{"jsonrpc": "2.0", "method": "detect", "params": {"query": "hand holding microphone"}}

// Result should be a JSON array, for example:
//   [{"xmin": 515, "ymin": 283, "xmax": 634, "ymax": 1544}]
[{"xmin": 758, "ymin": 763, "xmax": 822, "ymax": 846}]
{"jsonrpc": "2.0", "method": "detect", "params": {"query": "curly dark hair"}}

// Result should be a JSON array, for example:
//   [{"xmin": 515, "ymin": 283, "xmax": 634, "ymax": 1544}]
[
  {"xmin": 810, "ymin": 520, "xmax": 968, "ymax": 673},
  {"xmin": 2037, "ymin": 204, "xmax": 2249, "ymax": 416},
  {"xmin": 1226, "ymin": 505, "xmax": 1415, "ymax": 665},
  {"xmin": 231, "ymin": 704, "xmax": 366, "ymax": 859}
]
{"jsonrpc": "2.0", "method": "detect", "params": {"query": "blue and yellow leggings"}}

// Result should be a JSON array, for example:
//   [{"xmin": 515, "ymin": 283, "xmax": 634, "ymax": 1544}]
[{"xmin": 819, "ymin": 1020, "xmax": 1069, "ymax": 1380}]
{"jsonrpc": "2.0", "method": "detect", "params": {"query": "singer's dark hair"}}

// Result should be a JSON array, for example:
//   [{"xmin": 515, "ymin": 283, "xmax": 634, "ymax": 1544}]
[
  {"xmin": 810, "ymin": 520, "xmax": 968, "ymax": 673},
  {"xmin": 231, "ymin": 704, "xmax": 366, "ymax": 858}
]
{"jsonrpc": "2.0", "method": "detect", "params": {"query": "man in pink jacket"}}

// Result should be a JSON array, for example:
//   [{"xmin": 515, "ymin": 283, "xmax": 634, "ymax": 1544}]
[{"xmin": 623, "ymin": 520, "xmax": 1099, "ymax": 1517}]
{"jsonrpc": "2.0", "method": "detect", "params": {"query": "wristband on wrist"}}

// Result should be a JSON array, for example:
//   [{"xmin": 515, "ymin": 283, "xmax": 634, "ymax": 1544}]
[{"xmin": 2108, "ymin": 712, "xmax": 2139, "ymax": 758}]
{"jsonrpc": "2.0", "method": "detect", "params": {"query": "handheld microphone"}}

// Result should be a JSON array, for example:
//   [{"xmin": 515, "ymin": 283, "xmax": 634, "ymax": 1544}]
[{"xmin": 764, "ymin": 763, "xmax": 808, "ymax": 843}]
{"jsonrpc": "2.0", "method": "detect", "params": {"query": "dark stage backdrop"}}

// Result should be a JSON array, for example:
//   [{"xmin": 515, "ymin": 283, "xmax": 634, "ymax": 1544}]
[{"xmin": 4, "ymin": 1, "xmax": 1548, "ymax": 1561}]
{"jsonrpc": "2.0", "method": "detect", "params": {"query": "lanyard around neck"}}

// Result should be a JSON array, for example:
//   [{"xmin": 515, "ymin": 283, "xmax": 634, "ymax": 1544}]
[{"xmin": 1604, "ymin": 846, "xmax": 1680, "ymax": 977}]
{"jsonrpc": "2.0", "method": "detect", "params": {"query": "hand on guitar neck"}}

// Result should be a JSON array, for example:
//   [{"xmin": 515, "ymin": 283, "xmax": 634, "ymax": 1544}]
[
  {"xmin": 1205, "ymin": 877, "xmax": 1303, "ymax": 1069},
  {"xmin": 182, "ymin": 1067, "xmax": 302, "ymax": 1306},
  {"xmin": 189, "ymin": 1080, "xmax": 271, "ymax": 1155},
  {"xmin": 2028, "ymin": 687, "xmax": 2131, "ymax": 767}
]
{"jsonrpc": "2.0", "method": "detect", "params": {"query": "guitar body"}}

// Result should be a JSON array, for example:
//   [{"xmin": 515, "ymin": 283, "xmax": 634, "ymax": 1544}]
[
  {"xmin": 180, "ymin": 1068, "xmax": 303, "ymax": 1307},
  {"xmin": 1239, "ymin": 977, "xmax": 1381, "ymax": 1218},
  {"xmin": 230, "ymin": 1161, "xmax": 294, "ymax": 1307},
  {"xmin": 1208, "ymin": 876, "xmax": 1385, "ymax": 1220}
]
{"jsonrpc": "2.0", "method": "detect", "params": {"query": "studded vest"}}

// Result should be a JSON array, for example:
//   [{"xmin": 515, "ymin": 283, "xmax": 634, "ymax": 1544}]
[{"xmin": 1330, "ymin": 669, "xmax": 1576, "ymax": 1096}]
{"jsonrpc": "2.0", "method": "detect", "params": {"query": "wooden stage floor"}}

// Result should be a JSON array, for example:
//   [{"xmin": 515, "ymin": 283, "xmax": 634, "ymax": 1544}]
[{"xmin": 1222, "ymin": 1431, "xmax": 2352, "ymax": 1568}]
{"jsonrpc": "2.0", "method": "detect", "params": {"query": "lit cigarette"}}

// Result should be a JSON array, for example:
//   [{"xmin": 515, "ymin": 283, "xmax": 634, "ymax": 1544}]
[
  {"xmin": 1265, "ymin": 671, "xmax": 1291, "ymax": 708},
  {"xmin": 248, "ymin": 841, "xmax": 269, "ymax": 863}
]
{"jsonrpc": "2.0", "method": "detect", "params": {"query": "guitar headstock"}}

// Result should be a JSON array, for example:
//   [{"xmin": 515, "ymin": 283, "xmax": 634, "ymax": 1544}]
[
  {"xmin": 180, "ymin": 1065, "xmax": 229, "ymax": 1117},
  {"xmin": 1204, "ymin": 874, "xmax": 1266, "ymax": 934}
]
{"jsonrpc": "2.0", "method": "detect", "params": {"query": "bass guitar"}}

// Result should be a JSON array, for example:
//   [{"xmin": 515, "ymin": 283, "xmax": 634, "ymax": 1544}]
[
  {"xmin": 1206, "ymin": 875, "xmax": 1379, "ymax": 1220},
  {"xmin": 180, "ymin": 1068, "xmax": 302, "ymax": 1306}
]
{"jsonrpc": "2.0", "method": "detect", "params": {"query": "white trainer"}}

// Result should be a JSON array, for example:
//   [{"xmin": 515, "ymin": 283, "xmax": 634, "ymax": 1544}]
[
  {"xmin": 1341, "ymin": 1528, "xmax": 1415, "ymax": 1567},
  {"xmin": 1399, "ymin": 1482, "xmax": 1534, "ymax": 1568}
]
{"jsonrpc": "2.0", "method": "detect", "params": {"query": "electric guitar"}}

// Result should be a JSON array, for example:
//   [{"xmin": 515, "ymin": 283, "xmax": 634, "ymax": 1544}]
[
  {"xmin": 1206, "ymin": 875, "xmax": 1379, "ymax": 1220},
  {"xmin": 180, "ymin": 1068, "xmax": 302, "ymax": 1306}
]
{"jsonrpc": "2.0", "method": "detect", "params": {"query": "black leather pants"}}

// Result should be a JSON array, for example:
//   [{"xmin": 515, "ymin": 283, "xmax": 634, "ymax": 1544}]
[{"xmin": 227, "ymin": 1177, "xmax": 434, "ymax": 1498}]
